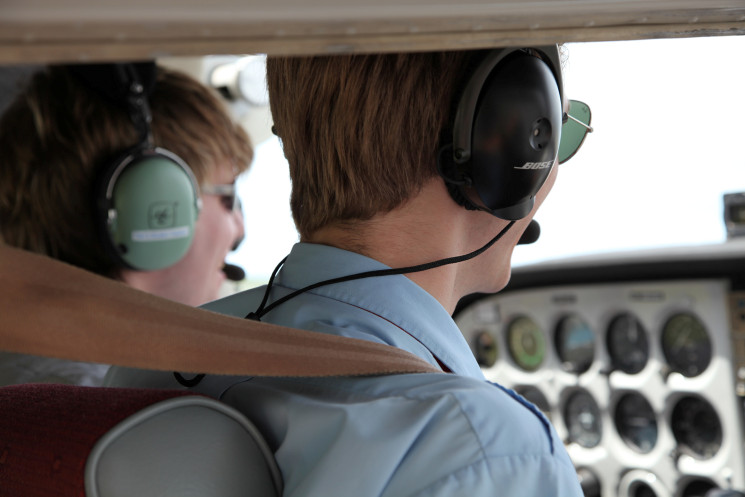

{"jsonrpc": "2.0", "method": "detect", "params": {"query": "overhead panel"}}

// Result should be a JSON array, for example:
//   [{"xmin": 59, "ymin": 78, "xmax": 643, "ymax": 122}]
[{"xmin": 1, "ymin": 0, "xmax": 745, "ymax": 63}]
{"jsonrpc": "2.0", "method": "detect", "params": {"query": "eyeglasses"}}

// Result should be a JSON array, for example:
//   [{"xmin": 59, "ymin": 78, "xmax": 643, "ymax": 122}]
[
  {"xmin": 558, "ymin": 100, "xmax": 593, "ymax": 164},
  {"xmin": 201, "ymin": 183, "xmax": 240, "ymax": 213}
]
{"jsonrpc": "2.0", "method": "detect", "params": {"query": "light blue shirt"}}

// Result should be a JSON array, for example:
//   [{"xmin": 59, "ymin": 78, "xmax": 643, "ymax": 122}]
[{"xmin": 106, "ymin": 243, "xmax": 582, "ymax": 497}]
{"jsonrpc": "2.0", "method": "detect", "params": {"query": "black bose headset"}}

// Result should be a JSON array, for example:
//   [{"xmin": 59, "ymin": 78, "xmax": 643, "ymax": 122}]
[
  {"xmin": 244, "ymin": 46, "xmax": 565, "ymax": 323},
  {"xmin": 70, "ymin": 62, "xmax": 201, "ymax": 271},
  {"xmin": 438, "ymin": 45, "xmax": 563, "ymax": 221}
]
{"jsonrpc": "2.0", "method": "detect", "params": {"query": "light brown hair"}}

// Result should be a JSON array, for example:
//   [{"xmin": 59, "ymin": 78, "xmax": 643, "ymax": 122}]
[
  {"xmin": 0, "ymin": 65, "xmax": 253, "ymax": 278},
  {"xmin": 266, "ymin": 51, "xmax": 480, "ymax": 240}
]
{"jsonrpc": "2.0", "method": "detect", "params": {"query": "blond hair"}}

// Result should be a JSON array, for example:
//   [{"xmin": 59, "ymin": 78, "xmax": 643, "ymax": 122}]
[{"xmin": 0, "ymin": 65, "xmax": 253, "ymax": 278}]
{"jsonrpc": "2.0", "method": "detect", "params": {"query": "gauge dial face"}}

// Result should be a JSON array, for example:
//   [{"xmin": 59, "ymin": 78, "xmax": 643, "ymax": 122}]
[
  {"xmin": 614, "ymin": 392, "xmax": 657, "ymax": 453},
  {"xmin": 472, "ymin": 330, "xmax": 498, "ymax": 368},
  {"xmin": 631, "ymin": 483, "xmax": 658, "ymax": 497},
  {"xmin": 671, "ymin": 396, "xmax": 722, "ymax": 459},
  {"xmin": 576, "ymin": 467, "xmax": 601, "ymax": 497},
  {"xmin": 679, "ymin": 479, "xmax": 717, "ymax": 497},
  {"xmin": 507, "ymin": 316, "xmax": 545, "ymax": 371},
  {"xmin": 661, "ymin": 313, "xmax": 712, "ymax": 377},
  {"xmin": 555, "ymin": 314, "xmax": 595, "ymax": 374},
  {"xmin": 606, "ymin": 313, "xmax": 649, "ymax": 374},
  {"xmin": 564, "ymin": 389, "xmax": 602, "ymax": 448},
  {"xmin": 514, "ymin": 385, "xmax": 551, "ymax": 420}
]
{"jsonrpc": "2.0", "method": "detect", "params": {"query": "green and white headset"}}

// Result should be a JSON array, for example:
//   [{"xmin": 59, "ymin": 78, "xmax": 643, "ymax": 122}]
[{"xmin": 74, "ymin": 62, "xmax": 202, "ymax": 271}]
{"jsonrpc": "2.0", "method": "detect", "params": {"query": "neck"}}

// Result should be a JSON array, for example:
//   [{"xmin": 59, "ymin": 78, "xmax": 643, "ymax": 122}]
[{"xmin": 308, "ymin": 179, "xmax": 512, "ymax": 314}]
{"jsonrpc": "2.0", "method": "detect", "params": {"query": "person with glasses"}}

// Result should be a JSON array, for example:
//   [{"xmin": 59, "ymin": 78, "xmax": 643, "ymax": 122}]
[
  {"xmin": 109, "ymin": 47, "xmax": 592, "ymax": 496},
  {"xmin": 0, "ymin": 64, "xmax": 253, "ymax": 386}
]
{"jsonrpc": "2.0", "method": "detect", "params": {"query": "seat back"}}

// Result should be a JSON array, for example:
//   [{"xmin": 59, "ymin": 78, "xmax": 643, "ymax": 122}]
[
  {"xmin": 0, "ymin": 245, "xmax": 437, "ymax": 496},
  {"xmin": 0, "ymin": 384, "xmax": 282, "ymax": 497}
]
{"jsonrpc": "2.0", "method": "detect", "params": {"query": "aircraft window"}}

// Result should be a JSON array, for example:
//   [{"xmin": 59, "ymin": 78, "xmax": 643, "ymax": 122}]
[
  {"xmin": 671, "ymin": 395, "xmax": 723, "ymax": 460},
  {"xmin": 213, "ymin": 37, "xmax": 745, "ymax": 285},
  {"xmin": 563, "ymin": 389, "xmax": 602, "ymax": 448},
  {"xmin": 230, "ymin": 136, "xmax": 298, "ymax": 287},
  {"xmin": 661, "ymin": 313, "xmax": 713, "ymax": 378},
  {"xmin": 508, "ymin": 37, "xmax": 745, "ymax": 268},
  {"xmin": 506, "ymin": 315, "xmax": 546, "ymax": 371},
  {"xmin": 555, "ymin": 314, "xmax": 595, "ymax": 374},
  {"xmin": 606, "ymin": 313, "xmax": 649, "ymax": 375},
  {"xmin": 613, "ymin": 392, "xmax": 658, "ymax": 454}
]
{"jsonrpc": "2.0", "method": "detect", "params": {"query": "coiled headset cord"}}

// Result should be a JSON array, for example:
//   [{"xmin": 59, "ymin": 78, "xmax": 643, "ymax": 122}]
[{"xmin": 173, "ymin": 220, "xmax": 515, "ymax": 387}]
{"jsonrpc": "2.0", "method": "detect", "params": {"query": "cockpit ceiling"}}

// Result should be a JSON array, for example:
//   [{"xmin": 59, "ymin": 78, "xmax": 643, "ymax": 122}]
[{"xmin": 2, "ymin": 0, "xmax": 745, "ymax": 63}]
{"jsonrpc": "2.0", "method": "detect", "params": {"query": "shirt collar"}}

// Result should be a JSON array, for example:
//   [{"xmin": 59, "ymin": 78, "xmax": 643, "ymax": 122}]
[{"xmin": 276, "ymin": 243, "xmax": 485, "ymax": 379}]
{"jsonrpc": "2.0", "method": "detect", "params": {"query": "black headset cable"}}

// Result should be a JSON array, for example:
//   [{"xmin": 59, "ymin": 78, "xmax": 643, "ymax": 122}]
[
  {"xmin": 246, "ymin": 220, "xmax": 516, "ymax": 321},
  {"xmin": 174, "ymin": 220, "xmax": 517, "ymax": 387}
]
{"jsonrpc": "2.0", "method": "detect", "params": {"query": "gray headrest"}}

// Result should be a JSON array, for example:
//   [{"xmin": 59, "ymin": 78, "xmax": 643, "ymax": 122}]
[{"xmin": 85, "ymin": 395, "xmax": 283, "ymax": 497}]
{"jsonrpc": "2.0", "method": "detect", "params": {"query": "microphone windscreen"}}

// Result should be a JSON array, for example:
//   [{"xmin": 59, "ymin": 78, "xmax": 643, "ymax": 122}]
[
  {"xmin": 517, "ymin": 219, "xmax": 541, "ymax": 245},
  {"xmin": 222, "ymin": 263, "xmax": 246, "ymax": 281}
]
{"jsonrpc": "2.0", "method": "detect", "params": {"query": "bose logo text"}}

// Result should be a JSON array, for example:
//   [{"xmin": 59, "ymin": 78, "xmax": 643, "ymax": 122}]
[{"xmin": 514, "ymin": 161, "xmax": 554, "ymax": 170}]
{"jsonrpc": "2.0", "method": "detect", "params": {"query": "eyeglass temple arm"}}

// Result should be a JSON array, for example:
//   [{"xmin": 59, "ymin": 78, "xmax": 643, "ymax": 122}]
[
  {"xmin": 565, "ymin": 113, "xmax": 594, "ymax": 133},
  {"xmin": 201, "ymin": 184, "xmax": 235, "ymax": 195}
]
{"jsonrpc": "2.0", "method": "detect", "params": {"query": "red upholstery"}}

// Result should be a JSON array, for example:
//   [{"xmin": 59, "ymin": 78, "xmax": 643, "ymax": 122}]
[{"xmin": 0, "ymin": 384, "xmax": 198, "ymax": 497}]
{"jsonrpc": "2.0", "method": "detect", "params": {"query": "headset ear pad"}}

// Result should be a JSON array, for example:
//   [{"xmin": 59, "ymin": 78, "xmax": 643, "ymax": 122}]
[
  {"xmin": 101, "ymin": 150, "xmax": 200, "ymax": 271},
  {"xmin": 468, "ymin": 53, "xmax": 562, "ymax": 220}
]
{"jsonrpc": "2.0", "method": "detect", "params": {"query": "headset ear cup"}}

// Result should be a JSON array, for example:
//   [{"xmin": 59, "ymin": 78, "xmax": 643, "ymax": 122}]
[
  {"xmin": 449, "ymin": 46, "xmax": 563, "ymax": 221},
  {"xmin": 436, "ymin": 144, "xmax": 469, "ymax": 186},
  {"xmin": 446, "ymin": 183, "xmax": 481, "ymax": 212},
  {"xmin": 470, "ymin": 55, "xmax": 561, "ymax": 219},
  {"xmin": 437, "ymin": 145, "xmax": 480, "ymax": 211},
  {"xmin": 98, "ymin": 149, "xmax": 200, "ymax": 271}
]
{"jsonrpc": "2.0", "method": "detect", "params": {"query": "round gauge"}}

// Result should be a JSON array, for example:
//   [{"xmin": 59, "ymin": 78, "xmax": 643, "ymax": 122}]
[
  {"xmin": 661, "ymin": 313, "xmax": 712, "ymax": 377},
  {"xmin": 606, "ymin": 313, "xmax": 649, "ymax": 374},
  {"xmin": 630, "ymin": 482, "xmax": 658, "ymax": 497},
  {"xmin": 671, "ymin": 396, "xmax": 722, "ymax": 459},
  {"xmin": 679, "ymin": 478, "xmax": 717, "ymax": 497},
  {"xmin": 576, "ymin": 467, "xmax": 601, "ymax": 497},
  {"xmin": 507, "ymin": 316, "xmax": 545, "ymax": 371},
  {"xmin": 514, "ymin": 385, "xmax": 551, "ymax": 420},
  {"xmin": 618, "ymin": 470, "xmax": 668, "ymax": 497},
  {"xmin": 613, "ymin": 392, "xmax": 657, "ymax": 453},
  {"xmin": 564, "ymin": 389, "xmax": 602, "ymax": 448},
  {"xmin": 472, "ymin": 330, "xmax": 498, "ymax": 368},
  {"xmin": 555, "ymin": 314, "xmax": 595, "ymax": 374}
]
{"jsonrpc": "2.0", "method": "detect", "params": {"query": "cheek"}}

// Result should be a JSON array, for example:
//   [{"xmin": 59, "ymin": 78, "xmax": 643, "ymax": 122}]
[
  {"xmin": 536, "ymin": 166, "xmax": 559, "ymax": 206},
  {"xmin": 197, "ymin": 210, "xmax": 221, "ymax": 239},
  {"xmin": 198, "ymin": 164, "xmax": 243, "ymax": 244},
  {"xmin": 191, "ymin": 204, "xmax": 234, "ymax": 255}
]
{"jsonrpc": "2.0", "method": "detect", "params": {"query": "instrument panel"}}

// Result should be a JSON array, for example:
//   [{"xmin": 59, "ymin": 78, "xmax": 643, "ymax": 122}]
[{"xmin": 455, "ymin": 242, "xmax": 745, "ymax": 497}]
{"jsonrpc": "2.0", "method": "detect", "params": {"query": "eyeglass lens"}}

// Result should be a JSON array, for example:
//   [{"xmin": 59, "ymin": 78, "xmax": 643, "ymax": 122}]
[
  {"xmin": 558, "ymin": 100, "xmax": 592, "ymax": 164},
  {"xmin": 202, "ymin": 184, "xmax": 239, "ymax": 213}
]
